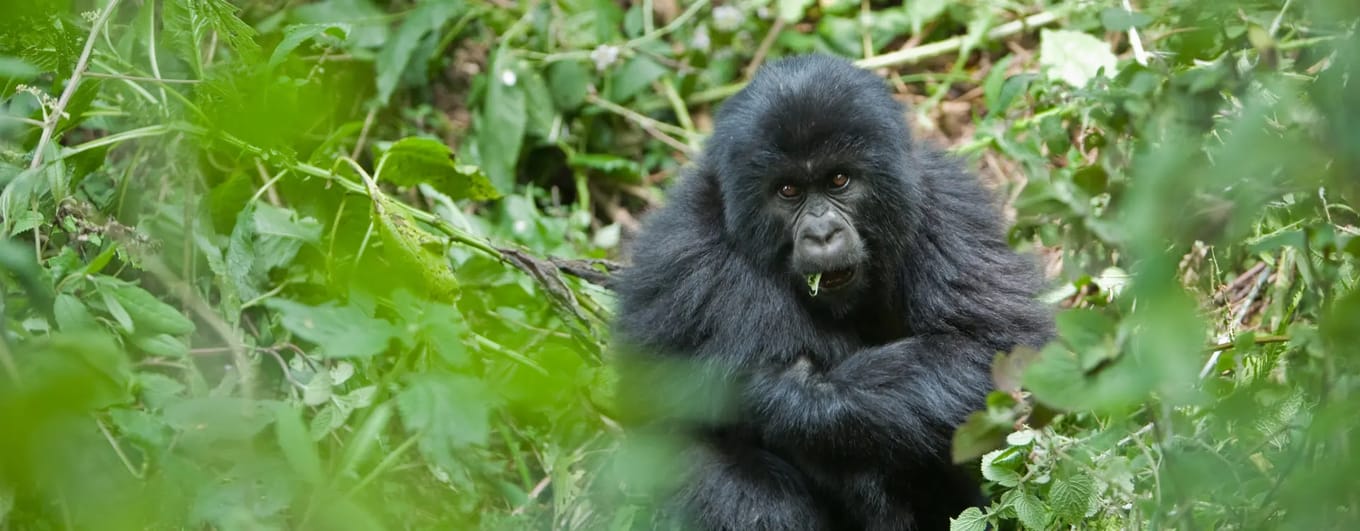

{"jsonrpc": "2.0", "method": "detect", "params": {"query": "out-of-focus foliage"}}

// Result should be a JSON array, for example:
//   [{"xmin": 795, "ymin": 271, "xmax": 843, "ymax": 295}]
[{"xmin": 0, "ymin": 0, "xmax": 1356, "ymax": 529}]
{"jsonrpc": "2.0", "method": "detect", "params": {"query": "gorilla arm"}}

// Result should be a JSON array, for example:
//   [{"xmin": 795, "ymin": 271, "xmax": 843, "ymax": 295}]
[{"xmin": 743, "ymin": 333, "xmax": 994, "ymax": 464}]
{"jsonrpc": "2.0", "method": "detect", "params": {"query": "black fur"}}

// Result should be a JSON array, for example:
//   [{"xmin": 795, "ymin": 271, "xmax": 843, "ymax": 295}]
[{"xmin": 613, "ymin": 55, "xmax": 1053, "ymax": 531}]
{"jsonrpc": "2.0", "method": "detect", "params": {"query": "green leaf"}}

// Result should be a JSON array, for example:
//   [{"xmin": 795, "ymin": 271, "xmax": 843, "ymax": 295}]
[
  {"xmin": 266, "ymin": 299, "xmax": 399, "ymax": 359},
  {"xmin": 546, "ymin": 61, "xmax": 590, "ymax": 110},
  {"xmin": 477, "ymin": 53, "xmax": 527, "ymax": 191},
  {"xmin": 134, "ymin": 334, "xmax": 190, "ymax": 359},
  {"xmin": 370, "ymin": 192, "xmax": 461, "ymax": 302},
  {"xmin": 1055, "ymin": 308, "xmax": 1115, "ymax": 355},
  {"xmin": 163, "ymin": 398, "xmax": 274, "ymax": 443},
  {"xmin": 375, "ymin": 1, "xmax": 463, "ymax": 103},
  {"xmin": 981, "ymin": 449, "xmax": 1022, "ymax": 487},
  {"xmin": 608, "ymin": 55, "xmax": 667, "ymax": 102},
  {"xmin": 337, "ymin": 402, "xmax": 393, "ymax": 477},
  {"xmin": 1049, "ymin": 472, "xmax": 1095, "ymax": 522},
  {"xmin": 905, "ymin": 0, "xmax": 948, "ymax": 34},
  {"xmin": 777, "ymin": 0, "xmax": 816, "ymax": 22},
  {"xmin": 1099, "ymin": 8, "xmax": 1153, "ymax": 32},
  {"xmin": 952, "ymin": 407, "xmax": 1012, "ymax": 463},
  {"xmin": 0, "ymin": 56, "xmax": 39, "ymax": 81},
  {"xmin": 1040, "ymin": 29, "xmax": 1119, "ymax": 88},
  {"xmin": 53, "ymin": 293, "xmax": 99, "ymax": 331},
  {"xmin": 949, "ymin": 507, "xmax": 989, "ymax": 531},
  {"xmin": 303, "ymin": 370, "xmax": 333, "ymax": 406},
  {"xmin": 164, "ymin": 0, "xmax": 261, "ymax": 73},
  {"xmin": 378, "ymin": 137, "xmax": 501, "ymax": 201},
  {"xmin": 96, "ymin": 278, "xmax": 196, "ymax": 336},
  {"xmin": 567, "ymin": 152, "xmax": 644, "ymax": 183},
  {"xmin": 1011, "ymin": 490, "xmax": 1051, "ymax": 530},
  {"xmin": 14, "ymin": 333, "xmax": 132, "ymax": 411},
  {"xmin": 275, "ymin": 404, "xmax": 326, "ymax": 485},
  {"xmin": 253, "ymin": 203, "xmax": 323, "ymax": 243},
  {"xmin": 1023, "ymin": 342, "xmax": 1153, "ymax": 414},
  {"xmin": 398, "ymin": 373, "xmax": 495, "ymax": 461},
  {"xmin": 269, "ymin": 23, "xmax": 351, "ymax": 67}
]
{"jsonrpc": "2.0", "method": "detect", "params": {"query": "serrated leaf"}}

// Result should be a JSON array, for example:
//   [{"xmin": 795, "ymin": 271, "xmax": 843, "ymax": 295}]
[
  {"xmin": 949, "ymin": 507, "xmax": 989, "ymax": 531},
  {"xmin": 1011, "ymin": 490, "xmax": 1050, "ymax": 530},
  {"xmin": 398, "ymin": 373, "xmax": 494, "ymax": 449},
  {"xmin": 310, "ymin": 403, "xmax": 341, "ymax": 440},
  {"xmin": 1049, "ymin": 472, "xmax": 1096, "ymax": 522},
  {"xmin": 330, "ymin": 361, "xmax": 355, "ymax": 385},
  {"xmin": 164, "ymin": 0, "xmax": 261, "ymax": 73},
  {"xmin": 303, "ymin": 370, "xmax": 333, "ymax": 406},
  {"xmin": 265, "ymin": 299, "xmax": 398, "ymax": 359},
  {"xmin": 378, "ymin": 137, "xmax": 501, "ymax": 201},
  {"xmin": 338, "ymin": 385, "xmax": 377, "ymax": 410},
  {"xmin": 1040, "ymin": 29, "xmax": 1119, "ymax": 88},
  {"xmin": 981, "ymin": 449, "xmax": 1023, "ymax": 487}
]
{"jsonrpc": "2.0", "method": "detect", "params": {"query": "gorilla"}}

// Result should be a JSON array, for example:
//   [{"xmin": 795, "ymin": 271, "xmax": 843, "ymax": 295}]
[{"xmin": 612, "ymin": 54, "xmax": 1053, "ymax": 531}]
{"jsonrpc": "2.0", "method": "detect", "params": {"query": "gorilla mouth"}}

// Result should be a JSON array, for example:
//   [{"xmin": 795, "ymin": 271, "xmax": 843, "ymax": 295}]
[
  {"xmin": 807, "ymin": 268, "xmax": 856, "ymax": 296},
  {"xmin": 821, "ymin": 268, "xmax": 855, "ymax": 289}
]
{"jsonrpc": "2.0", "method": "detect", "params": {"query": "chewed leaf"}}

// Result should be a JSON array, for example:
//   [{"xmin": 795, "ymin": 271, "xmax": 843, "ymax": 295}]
[
  {"xmin": 807, "ymin": 273, "xmax": 822, "ymax": 297},
  {"xmin": 377, "ymin": 137, "xmax": 501, "ymax": 201}
]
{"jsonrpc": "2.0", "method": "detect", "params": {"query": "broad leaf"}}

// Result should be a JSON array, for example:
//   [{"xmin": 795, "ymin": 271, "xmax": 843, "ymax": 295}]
[{"xmin": 378, "ymin": 137, "xmax": 500, "ymax": 201}]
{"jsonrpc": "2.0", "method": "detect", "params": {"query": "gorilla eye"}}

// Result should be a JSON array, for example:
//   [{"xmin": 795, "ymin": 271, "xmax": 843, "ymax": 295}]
[
  {"xmin": 778, "ymin": 184, "xmax": 802, "ymax": 199},
  {"xmin": 830, "ymin": 173, "xmax": 850, "ymax": 190}
]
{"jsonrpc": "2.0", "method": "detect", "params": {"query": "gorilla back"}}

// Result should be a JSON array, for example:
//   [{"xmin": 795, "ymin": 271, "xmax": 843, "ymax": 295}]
[{"xmin": 613, "ymin": 55, "xmax": 1053, "ymax": 531}]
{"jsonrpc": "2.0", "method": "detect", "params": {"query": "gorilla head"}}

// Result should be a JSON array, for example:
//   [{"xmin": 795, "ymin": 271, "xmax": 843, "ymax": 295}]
[{"xmin": 704, "ymin": 55, "xmax": 922, "ymax": 315}]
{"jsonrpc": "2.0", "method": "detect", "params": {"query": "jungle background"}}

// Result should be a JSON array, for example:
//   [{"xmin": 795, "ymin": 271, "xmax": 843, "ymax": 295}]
[{"xmin": 1, "ymin": 0, "xmax": 1358, "ymax": 529}]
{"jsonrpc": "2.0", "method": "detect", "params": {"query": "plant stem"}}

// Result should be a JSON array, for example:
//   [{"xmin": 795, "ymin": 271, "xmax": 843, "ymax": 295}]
[{"xmin": 31, "ymin": 0, "xmax": 122, "ymax": 169}]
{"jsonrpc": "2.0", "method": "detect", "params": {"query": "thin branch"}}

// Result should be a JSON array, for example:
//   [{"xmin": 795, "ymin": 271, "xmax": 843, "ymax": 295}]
[
  {"xmin": 95, "ymin": 416, "xmax": 143, "ymax": 479},
  {"xmin": 745, "ymin": 17, "xmax": 786, "ymax": 79},
  {"xmin": 31, "ymin": 0, "xmax": 122, "ymax": 169},
  {"xmin": 85, "ymin": 72, "xmax": 200, "ymax": 84},
  {"xmin": 1203, "ymin": 334, "xmax": 1291, "ymax": 353},
  {"xmin": 857, "ymin": 8, "xmax": 1070, "ymax": 70}
]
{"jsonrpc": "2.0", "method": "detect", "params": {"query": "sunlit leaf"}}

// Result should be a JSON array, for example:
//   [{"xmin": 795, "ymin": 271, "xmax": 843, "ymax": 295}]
[{"xmin": 1040, "ymin": 29, "xmax": 1119, "ymax": 87}]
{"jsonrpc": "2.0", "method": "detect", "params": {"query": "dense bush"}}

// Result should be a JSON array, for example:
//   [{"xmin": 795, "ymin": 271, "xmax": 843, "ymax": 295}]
[{"xmin": 0, "ymin": 0, "xmax": 1356, "ymax": 529}]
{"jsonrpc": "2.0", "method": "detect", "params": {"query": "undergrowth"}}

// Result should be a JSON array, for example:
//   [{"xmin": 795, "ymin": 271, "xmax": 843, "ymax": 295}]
[{"xmin": 1, "ymin": 0, "xmax": 1358, "ymax": 529}]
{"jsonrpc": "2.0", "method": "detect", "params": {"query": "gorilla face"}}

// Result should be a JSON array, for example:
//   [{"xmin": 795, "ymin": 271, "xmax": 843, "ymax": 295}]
[
  {"xmin": 707, "ymin": 55, "xmax": 918, "ymax": 315},
  {"xmin": 770, "ymin": 165, "xmax": 870, "ymax": 302}
]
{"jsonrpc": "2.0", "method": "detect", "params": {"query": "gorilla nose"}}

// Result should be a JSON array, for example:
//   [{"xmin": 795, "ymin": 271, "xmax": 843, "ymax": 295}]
[{"xmin": 800, "ymin": 219, "xmax": 847, "ymax": 256}]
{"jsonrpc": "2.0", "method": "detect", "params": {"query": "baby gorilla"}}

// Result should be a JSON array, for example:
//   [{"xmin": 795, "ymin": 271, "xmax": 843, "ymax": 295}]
[{"xmin": 613, "ymin": 55, "xmax": 1053, "ymax": 530}]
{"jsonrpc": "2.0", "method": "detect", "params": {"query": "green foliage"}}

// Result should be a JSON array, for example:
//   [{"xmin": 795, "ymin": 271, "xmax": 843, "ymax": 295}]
[{"xmin": 1, "ymin": 0, "xmax": 1358, "ymax": 529}]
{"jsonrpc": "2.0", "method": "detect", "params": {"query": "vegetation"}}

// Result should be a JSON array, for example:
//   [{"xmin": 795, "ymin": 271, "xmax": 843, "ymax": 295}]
[{"xmin": 0, "ymin": 0, "xmax": 1356, "ymax": 529}]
